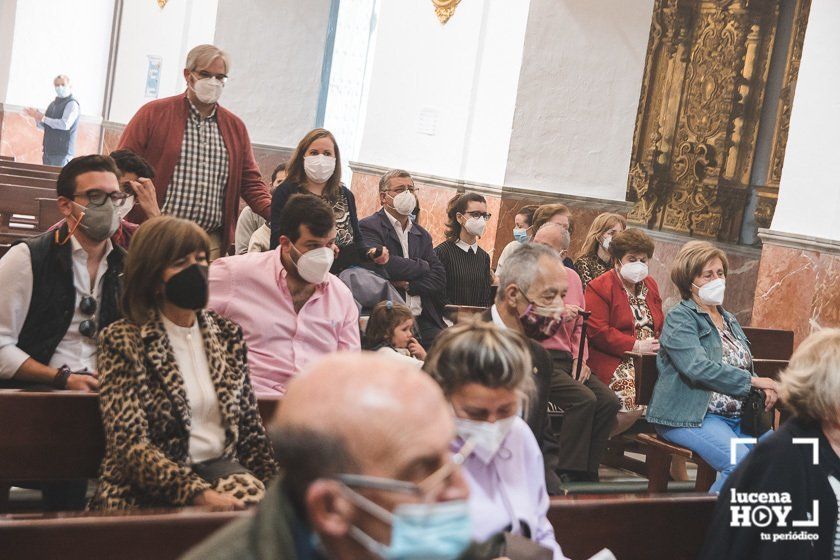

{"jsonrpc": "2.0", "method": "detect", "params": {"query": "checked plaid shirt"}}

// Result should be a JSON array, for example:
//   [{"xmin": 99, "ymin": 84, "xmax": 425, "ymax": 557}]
[{"xmin": 163, "ymin": 101, "xmax": 229, "ymax": 232}]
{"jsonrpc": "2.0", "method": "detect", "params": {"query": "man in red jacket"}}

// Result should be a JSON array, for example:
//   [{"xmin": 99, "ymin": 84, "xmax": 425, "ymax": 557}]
[{"xmin": 117, "ymin": 44, "xmax": 271, "ymax": 259}]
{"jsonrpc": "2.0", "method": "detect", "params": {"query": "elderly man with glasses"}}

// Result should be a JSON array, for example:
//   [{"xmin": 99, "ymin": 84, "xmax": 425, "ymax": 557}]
[
  {"xmin": 117, "ymin": 44, "xmax": 272, "ymax": 260},
  {"xmin": 359, "ymin": 169, "xmax": 448, "ymax": 348},
  {"xmin": 182, "ymin": 352, "xmax": 503, "ymax": 560},
  {"xmin": 0, "ymin": 155, "xmax": 127, "ymax": 509}
]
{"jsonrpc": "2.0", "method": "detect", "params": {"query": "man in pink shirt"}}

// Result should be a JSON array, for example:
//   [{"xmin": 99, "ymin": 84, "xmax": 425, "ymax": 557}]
[
  {"xmin": 208, "ymin": 194, "xmax": 360, "ymax": 394},
  {"xmin": 534, "ymin": 222, "xmax": 620, "ymax": 483}
]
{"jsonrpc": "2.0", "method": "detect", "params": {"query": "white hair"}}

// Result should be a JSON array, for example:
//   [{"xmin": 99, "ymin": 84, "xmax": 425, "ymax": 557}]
[
  {"xmin": 497, "ymin": 243, "xmax": 564, "ymax": 302},
  {"xmin": 185, "ymin": 44, "xmax": 230, "ymax": 73},
  {"xmin": 779, "ymin": 328, "xmax": 840, "ymax": 423}
]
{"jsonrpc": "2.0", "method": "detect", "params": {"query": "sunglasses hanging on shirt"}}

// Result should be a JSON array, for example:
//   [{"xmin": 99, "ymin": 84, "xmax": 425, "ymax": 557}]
[{"xmin": 79, "ymin": 295, "xmax": 98, "ymax": 339}]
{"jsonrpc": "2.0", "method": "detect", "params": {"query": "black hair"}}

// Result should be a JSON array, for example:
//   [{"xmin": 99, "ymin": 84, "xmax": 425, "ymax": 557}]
[
  {"xmin": 270, "ymin": 162, "xmax": 287, "ymax": 184},
  {"xmin": 109, "ymin": 149, "xmax": 156, "ymax": 179},
  {"xmin": 56, "ymin": 155, "xmax": 120, "ymax": 199},
  {"xmin": 277, "ymin": 193, "xmax": 336, "ymax": 242}
]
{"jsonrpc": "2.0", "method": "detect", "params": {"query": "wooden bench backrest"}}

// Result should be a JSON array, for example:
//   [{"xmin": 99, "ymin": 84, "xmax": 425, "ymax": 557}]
[
  {"xmin": 0, "ymin": 166, "xmax": 59, "ymax": 180},
  {"xmin": 0, "ymin": 391, "xmax": 282, "ymax": 482},
  {"xmin": 0, "ymin": 159, "xmax": 59, "ymax": 172},
  {"xmin": 549, "ymin": 494, "xmax": 716, "ymax": 560},
  {"xmin": 0, "ymin": 509, "xmax": 247, "ymax": 560},
  {"xmin": 742, "ymin": 326, "xmax": 795, "ymax": 360},
  {"xmin": 0, "ymin": 174, "xmax": 55, "ymax": 189}
]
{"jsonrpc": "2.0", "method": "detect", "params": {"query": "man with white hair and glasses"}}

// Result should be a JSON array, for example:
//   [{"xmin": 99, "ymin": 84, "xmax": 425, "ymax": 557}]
[{"xmin": 118, "ymin": 44, "xmax": 272, "ymax": 260}]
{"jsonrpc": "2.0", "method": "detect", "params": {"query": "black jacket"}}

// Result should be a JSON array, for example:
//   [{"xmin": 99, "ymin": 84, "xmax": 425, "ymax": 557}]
[
  {"xmin": 479, "ymin": 308, "xmax": 562, "ymax": 495},
  {"xmin": 359, "ymin": 208, "xmax": 447, "ymax": 331},
  {"xmin": 699, "ymin": 417, "xmax": 839, "ymax": 560}
]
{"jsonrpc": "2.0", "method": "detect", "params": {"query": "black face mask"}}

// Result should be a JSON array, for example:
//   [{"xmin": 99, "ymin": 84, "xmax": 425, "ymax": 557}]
[{"xmin": 164, "ymin": 264, "xmax": 209, "ymax": 310}]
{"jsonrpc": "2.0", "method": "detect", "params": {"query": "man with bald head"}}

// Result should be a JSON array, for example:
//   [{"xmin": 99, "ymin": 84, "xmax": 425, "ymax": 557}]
[
  {"xmin": 533, "ymin": 222, "xmax": 620, "ymax": 483},
  {"xmin": 183, "ymin": 352, "xmax": 494, "ymax": 560}
]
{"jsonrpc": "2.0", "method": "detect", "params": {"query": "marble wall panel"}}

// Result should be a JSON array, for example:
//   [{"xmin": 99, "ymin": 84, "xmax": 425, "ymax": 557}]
[
  {"xmin": 100, "ymin": 122, "xmax": 125, "ymax": 155},
  {"xmin": 0, "ymin": 107, "xmax": 100, "ymax": 163},
  {"xmin": 752, "ymin": 242, "xmax": 840, "ymax": 346}
]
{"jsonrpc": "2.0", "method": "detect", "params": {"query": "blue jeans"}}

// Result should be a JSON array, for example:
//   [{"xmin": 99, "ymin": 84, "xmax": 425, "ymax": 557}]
[{"xmin": 655, "ymin": 413, "xmax": 772, "ymax": 493}]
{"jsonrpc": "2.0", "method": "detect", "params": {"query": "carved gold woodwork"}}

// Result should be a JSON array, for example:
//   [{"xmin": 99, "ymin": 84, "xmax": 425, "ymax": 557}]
[
  {"xmin": 432, "ymin": 0, "xmax": 462, "ymax": 24},
  {"xmin": 157, "ymin": 0, "xmax": 168, "ymax": 8},
  {"xmin": 627, "ymin": 0, "xmax": 780, "ymax": 243}
]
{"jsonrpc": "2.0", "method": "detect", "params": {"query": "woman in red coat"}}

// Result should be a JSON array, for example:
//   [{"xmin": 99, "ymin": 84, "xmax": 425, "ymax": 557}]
[{"xmin": 585, "ymin": 228, "xmax": 664, "ymax": 435}]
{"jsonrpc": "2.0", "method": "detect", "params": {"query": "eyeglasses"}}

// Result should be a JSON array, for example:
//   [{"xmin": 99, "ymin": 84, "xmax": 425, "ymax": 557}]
[
  {"xmin": 193, "ymin": 70, "xmax": 228, "ymax": 83},
  {"xmin": 387, "ymin": 186, "xmax": 419, "ymax": 195},
  {"xmin": 462, "ymin": 211, "xmax": 492, "ymax": 220},
  {"xmin": 79, "ymin": 295, "xmax": 98, "ymax": 339},
  {"xmin": 518, "ymin": 287, "xmax": 565, "ymax": 312},
  {"xmin": 337, "ymin": 438, "xmax": 476, "ymax": 502},
  {"xmin": 72, "ymin": 189, "xmax": 130, "ymax": 208}
]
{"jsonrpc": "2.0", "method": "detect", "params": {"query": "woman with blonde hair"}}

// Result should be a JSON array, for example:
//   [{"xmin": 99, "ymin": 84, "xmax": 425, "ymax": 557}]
[
  {"xmin": 269, "ymin": 128, "xmax": 388, "ymax": 273},
  {"xmin": 90, "ymin": 216, "xmax": 277, "ymax": 510},
  {"xmin": 424, "ymin": 321, "xmax": 567, "ymax": 559},
  {"xmin": 574, "ymin": 212, "xmax": 627, "ymax": 288},
  {"xmin": 699, "ymin": 328, "xmax": 840, "ymax": 559}
]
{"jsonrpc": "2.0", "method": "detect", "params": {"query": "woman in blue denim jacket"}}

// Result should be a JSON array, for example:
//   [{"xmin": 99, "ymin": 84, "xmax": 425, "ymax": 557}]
[{"xmin": 647, "ymin": 241, "xmax": 779, "ymax": 493}]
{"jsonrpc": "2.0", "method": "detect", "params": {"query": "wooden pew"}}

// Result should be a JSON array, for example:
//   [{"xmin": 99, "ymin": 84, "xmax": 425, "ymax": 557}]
[
  {"xmin": 0, "ymin": 509, "xmax": 247, "ymax": 560},
  {"xmin": 0, "ymin": 391, "xmax": 283, "ymax": 511},
  {"xmin": 549, "ymin": 493, "xmax": 717, "ymax": 560},
  {"xmin": 0, "ymin": 173, "xmax": 55, "ymax": 189},
  {"xmin": 742, "ymin": 326, "xmax": 794, "ymax": 361},
  {"xmin": 0, "ymin": 165, "xmax": 59, "ymax": 180},
  {"xmin": 445, "ymin": 304, "xmax": 488, "ymax": 324},
  {"xmin": 0, "ymin": 160, "xmax": 59, "ymax": 172},
  {"xmin": 0, "ymin": 155, "xmax": 13, "ymax": 162},
  {"xmin": 0, "ymin": 184, "xmax": 60, "ymax": 243}
]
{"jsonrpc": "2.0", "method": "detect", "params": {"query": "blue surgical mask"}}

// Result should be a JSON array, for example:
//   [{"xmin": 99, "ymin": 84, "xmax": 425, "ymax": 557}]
[
  {"xmin": 513, "ymin": 227, "xmax": 529, "ymax": 244},
  {"xmin": 55, "ymin": 85, "xmax": 70, "ymax": 98},
  {"xmin": 343, "ymin": 485, "xmax": 471, "ymax": 560}
]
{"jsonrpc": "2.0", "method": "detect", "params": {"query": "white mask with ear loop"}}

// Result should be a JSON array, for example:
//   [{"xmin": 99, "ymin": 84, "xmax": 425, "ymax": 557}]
[
  {"xmin": 694, "ymin": 278, "xmax": 726, "ymax": 306},
  {"xmin": 292, "ymin": 246, "xmax": 334, "ymax": 284},
  {"xmin": 392, "ymin": 190, "xmax": 417, "ymax": 216}
]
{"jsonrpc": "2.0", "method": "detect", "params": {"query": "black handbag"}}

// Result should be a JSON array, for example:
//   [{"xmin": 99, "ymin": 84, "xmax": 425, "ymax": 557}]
[
  {"xmin": 191, "ymin": 458, "xmax": 254, "ymax": 484},
  {"xmin": 741, "ymin": 388, "xmax": 772, "ymax": 437}
]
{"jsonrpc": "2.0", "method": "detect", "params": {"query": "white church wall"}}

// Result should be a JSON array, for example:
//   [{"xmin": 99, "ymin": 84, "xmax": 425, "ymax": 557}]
[
  {"xmin": 354, "ymin": 0, "xmax": 530, "ymax": 186},
  {"xmin": 109, "ymin": 0, "xmax": 218, "ymax": 125},
  {"xmin": 3, "ymin": 0, "xmax": 115, "ymax": 116},
  {"xmin": 213, "ymin": 0, "xmax": 333, "ymax": 147},
  {"xmin": 769, "ymin": 0, "xmax": 840, "ymax": 242},
  {"xmin": 505, "ymin": 0, "xmax": 654, "ymax": 201}
]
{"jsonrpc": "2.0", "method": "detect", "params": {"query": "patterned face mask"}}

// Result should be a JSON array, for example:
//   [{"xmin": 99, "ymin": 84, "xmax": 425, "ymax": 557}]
[{"xmin": 517, "ymin": 288, "xmax": 564, "ymax": 341}]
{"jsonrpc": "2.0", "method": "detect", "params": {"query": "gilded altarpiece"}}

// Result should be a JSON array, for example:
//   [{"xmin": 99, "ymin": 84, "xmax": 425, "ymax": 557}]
[{"xmin": 627, "ymin": 0, "xmax": 782, "ymax": 243}]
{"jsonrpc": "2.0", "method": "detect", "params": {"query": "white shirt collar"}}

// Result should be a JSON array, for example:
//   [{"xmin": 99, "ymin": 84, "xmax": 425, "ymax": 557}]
[
  {"xmin": 490, "ymin": 305, "xmax": 508, "ymax": 330},
  {"xmin": 455, "ymin": 239, "xmax": 478, "ymax": 253},
  {"xmin": 384, "ymin": 208, "xmax": 411, "ymax": 234},
  {"xmin": 69, "ymin": 234, "xmax": 114, "ymax": 259}
]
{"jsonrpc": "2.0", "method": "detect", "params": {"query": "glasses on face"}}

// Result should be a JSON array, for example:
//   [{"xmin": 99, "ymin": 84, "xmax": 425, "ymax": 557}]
[
  {"xmin": 72, "ymin": 189, "xmax": 129, "ymax": 208},
  {"xmin": 518, "ymin": 287, "xmax": 564, "ymax": 312},
  {"xmin": 462, "ymin": 211, "xmax": 492, "ymax": 220},
  {"xmin": 388, "ymin": 186, "xmax": 419, "ymax": 195},
  {"xmin": 79, "ymin": 295, "xmax": 98, "ymax": 339},
  {"xmin": 193, "ymin": 70, "xmax": 228, "ymax": 83},
  {"xmin": 337, "ymin": 438, "xmax": 476, "ymax": 503}
]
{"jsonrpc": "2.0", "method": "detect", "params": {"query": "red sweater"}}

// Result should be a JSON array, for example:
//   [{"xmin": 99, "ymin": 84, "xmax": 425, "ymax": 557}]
[
  {"xmin": 584, "ymin": 269, "xmax": 664, "ymax": 384},
  {"xmin": 117, "ymin": 93, "xmax": 271, "ymax": 250}
]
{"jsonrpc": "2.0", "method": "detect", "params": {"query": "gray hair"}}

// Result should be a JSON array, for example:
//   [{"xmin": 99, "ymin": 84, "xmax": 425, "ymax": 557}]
[
  {"xmin": 497, "ymin": 243, "xmax": 564, "ymax": 302},
  {"xmin": 536, "ymin": 222, "xmax": 571, "ymax": 250},
  {"xmin": 423, "ymin": 320, "xmax": 535, "ymax": 410},
  {"xmin": 185, "ymin": 44, "xmax": 231, "ymax": 73},
  {"xmin": 779, "ymin": 328, "xmax": 840, "ymax": 423},
  {"xmin": 378, "ymin": 169, "xmax": 413, "ymax": 193}
]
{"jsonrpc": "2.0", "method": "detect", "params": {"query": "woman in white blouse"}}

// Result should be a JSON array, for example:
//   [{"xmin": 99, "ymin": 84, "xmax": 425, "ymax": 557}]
[{"xmin": 90, "ymin": 216, "xmax": 277, "ymax": 511}]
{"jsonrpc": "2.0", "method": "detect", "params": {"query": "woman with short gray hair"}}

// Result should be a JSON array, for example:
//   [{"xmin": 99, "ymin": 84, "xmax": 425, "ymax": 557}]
[
  {"xmin": 424, "ymin": 321, "xmax": 568, "ymax": 559},
  {"xmin": 699, "ymin": 328, "xmax": 840, "ymax": 559}
]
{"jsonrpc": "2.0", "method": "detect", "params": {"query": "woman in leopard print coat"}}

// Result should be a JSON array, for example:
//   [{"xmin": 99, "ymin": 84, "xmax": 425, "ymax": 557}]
[{"xmin": 89, "ymin": 217, "xmax": 277, "ymax": 510}]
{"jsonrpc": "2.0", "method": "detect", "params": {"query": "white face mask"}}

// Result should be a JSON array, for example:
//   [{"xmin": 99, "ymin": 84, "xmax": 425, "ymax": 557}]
[
  {"xmin": 391, "ymin": 190, "xmax": 417, "ymax": 216},
  {"xmin": 303, "ymin": 154, "xmax": 336, "ymax": 184},
  {"xmin": 619, "ymin": 261, "xmax": 648, "ymax": 284},
  {"xmin": 464, "ymin": 216, "xmax": 487, "ymax": 237},
  {"xmin": 117, "ymin": 195, "xmax": 135, "ymax": 219},
  {"xmin": 694, "ymin": 278, "xmax": 726, "ymax": 306},
  {"xmin": 600, "ymin": 235, "xmax": 612, "ymax": 251},
  {"xmin": 292, "ymin": 245, "xmax": 334, "ymax": 284},
  {"xmin": 55, "ymin": 85, "xmax": 70, "ymax": 98},
  {"xmin": 192, "ymin": 76, "xmax": 224, "ymax": 104},
  {"xmin": 454, "ymin": 415, "xmax": 516, "ymax": 464}
]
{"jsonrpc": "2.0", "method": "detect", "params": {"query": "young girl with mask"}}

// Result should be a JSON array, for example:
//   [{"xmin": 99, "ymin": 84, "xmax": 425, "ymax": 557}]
[
  {"xmin": 585, "ymin": 228, "xmax": 664, "ymax": 435},
  {"xmin": 434, "ymin": 192, "xmax": 494, "ymax": 309},
  {"xmin": 494, "ymin": 204, "xmax": 538, "ymax": 278},
  {"xmin": 574, "ymin": 212, "xmax": 627, "ymax": 289},
  {"xmin": 362, "ymin": 300, "xmax": 426, "ymax": 366},
  {"xmin": 90, "ymin": 216, "xmax": 277, "ymax": 511},
  {"xmin": 269, "ymin": 128, "xmax": 388, "ymax": 274},
  {"xmin": 423, "ymin": 321, "xmax": 568, "ymax": 560}
]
